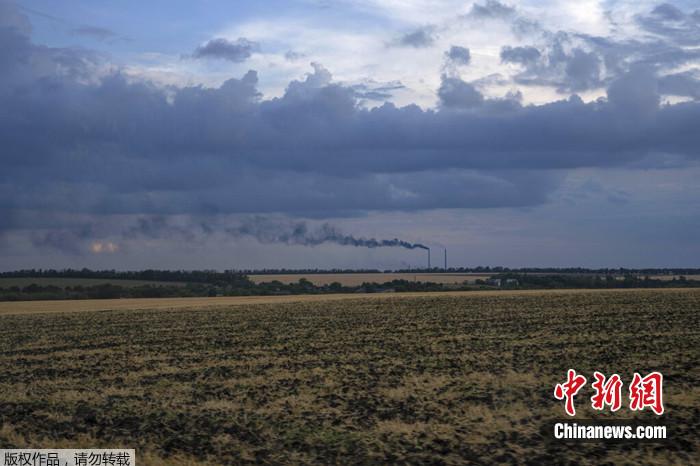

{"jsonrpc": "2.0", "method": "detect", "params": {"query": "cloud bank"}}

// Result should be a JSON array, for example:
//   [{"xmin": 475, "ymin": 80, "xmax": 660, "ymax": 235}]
[{"xmin": 0, "ymin": 1, "xmax": 699, "ymax": 263}]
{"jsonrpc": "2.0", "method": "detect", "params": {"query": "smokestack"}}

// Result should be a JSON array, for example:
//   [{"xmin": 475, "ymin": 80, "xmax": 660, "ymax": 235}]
[
  {"xmin": 444, "ymin": 248, "xmax": 447, "ymax": 270},
  {"xmin": 428, "ymin": 248, "xmax": 431, "ymax": 269}
]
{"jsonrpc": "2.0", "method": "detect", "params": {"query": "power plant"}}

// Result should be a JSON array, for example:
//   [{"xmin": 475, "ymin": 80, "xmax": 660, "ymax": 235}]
[{"xmin": 426, "ymin": 247, "xmax": 449, "ymax": 270}]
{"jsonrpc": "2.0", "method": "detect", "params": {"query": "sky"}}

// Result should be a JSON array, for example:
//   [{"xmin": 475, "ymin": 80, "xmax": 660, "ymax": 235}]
[{"xmin": 1, "ymin": 0, "xmax": 699, "ymax": 270}]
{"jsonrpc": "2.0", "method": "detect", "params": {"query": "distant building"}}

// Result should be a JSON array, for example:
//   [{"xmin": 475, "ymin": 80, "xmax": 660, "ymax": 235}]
[{"xmin": 486, "ymin": 278, "xmax": 518, "ymax": 287}]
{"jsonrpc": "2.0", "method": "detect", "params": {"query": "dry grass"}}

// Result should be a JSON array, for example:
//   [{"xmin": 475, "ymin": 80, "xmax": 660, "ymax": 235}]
[
  {"xmin": 1, "ymin": 287, "xmax": 694, "ymax": 316},
  {"xmin": 0, "ymin": 289, "xmax": 697, "ymax": 465}
]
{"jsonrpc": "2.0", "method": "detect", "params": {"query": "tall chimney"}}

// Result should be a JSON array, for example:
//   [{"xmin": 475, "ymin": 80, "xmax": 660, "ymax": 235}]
[
  {"xmin": 444, "ymin": 248, "xmax": 447, "ymax": 270},
  {"xmin": 427, "ymin": 248, "xmax": 431, "ymax": 269}
]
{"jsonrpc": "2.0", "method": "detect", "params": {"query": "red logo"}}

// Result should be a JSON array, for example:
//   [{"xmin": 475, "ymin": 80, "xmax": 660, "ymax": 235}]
[
  {"xmin": 629, "ymin": 372, "xmax": 664, "ymax": 415},
  {"xmin": 554, "ymin": 369, "xmax": 587, "ymax": 416},
  {"xmin": 555, "ymin": 370, "xmax": 664, "ymax": 416},
  {"xmin": 591, "ymin": 371, "xmax": 623, "ymax": 412}
]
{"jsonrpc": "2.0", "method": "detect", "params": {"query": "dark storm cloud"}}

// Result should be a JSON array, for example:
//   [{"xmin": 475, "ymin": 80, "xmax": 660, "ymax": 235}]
[
  {"xmin": 560, "ymin": 48, "xmax": 602, "ymax": 91},
  {"xmin": 0, "ymin": 0, "xmax": 31, "ymax": 33},
  {"xmin": 284, "ymin": 50, "xmax": 305, "ymax": 61},
  {"xmin": 30, "ymin": 225, "xmax": 94, "ymax": 255},
  {"xmin": 192, "ymin": 37, "xmax": 259, "ymax": 62},
  {"xmin": 636, "ymin": 3, "xmax": 700, "ymax": 45},
  {"xmin": 470, "ymin": 5, "xmax": 606, "ymax": 92},
  {"xmin": 123, "ymin": 216, "xmax": 197, "ymax": 241},
  {"xmin": 659, "ymin": 70, "xmax": 700, "ymax": 99},
  {"xmin": 500, "ymin": 46, "xmax": 540, "ymax": 66},
  {"xmin": 350, "ymin": 80, "xmax": 405, "ymax": 101},
  {"xmin": 437, "ymin": 76, "xmax": 483, "ymax": 108},
  {"xmin": 445, "ymin": 46, "xmax": 471, "ymax": 66},
  {"xmin": 487, "ymin": 3, "xmax": 700, "ymax": 93},
  {"xmin": 395, "ymin": 27, "xmax": 435, "ymax": 47},
  {"xmin": 607, "ymin": 67, "xmax": 660, "ymax": 115},
  {"xmin": 465, "ymin": 1, "xmax": 540, "ymax": 40},
  {"xmin": 468, "ymin": 0, "xmax": 516, "ymax": 20},
  {"xmin": 1, "ymin": 0, "xmax": 700, "ymax": 240},
  {"xmin": 503, "ymin": 30, "xmax": 700, "ymax": 93},
  {"xmin": 501, "ymin": 34, "xmax": 605, "ymax": 92}
]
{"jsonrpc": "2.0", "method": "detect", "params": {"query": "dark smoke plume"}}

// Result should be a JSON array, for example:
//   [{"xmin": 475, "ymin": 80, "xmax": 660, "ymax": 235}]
[
  {"xmin": 225, "ymin": 218, "xmax": 429, "ymax": 250},
  {"xmin": 30, "ymin": 216, "xmax": 428, "ymax": 255}
]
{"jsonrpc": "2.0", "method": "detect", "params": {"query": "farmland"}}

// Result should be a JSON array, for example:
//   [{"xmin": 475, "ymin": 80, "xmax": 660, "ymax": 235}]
[{"xmin": 0, "ymin": 289, "xmax": 697, "ymax": 465}]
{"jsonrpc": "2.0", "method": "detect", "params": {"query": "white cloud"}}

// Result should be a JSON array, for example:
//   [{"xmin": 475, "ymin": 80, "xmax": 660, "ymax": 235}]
[{"xmin": 115, "ymin": 1, "xmax": 673, "ymax": 107}]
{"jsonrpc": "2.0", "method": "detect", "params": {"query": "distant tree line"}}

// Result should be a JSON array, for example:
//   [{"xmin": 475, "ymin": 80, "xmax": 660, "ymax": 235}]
[
  {"xmin": 0, "ymin": 269, "xmax": 698, "ymax": 302},
  {"xmin": 243, "ymin": 266, "xmax": 700, "ymax": 275},
  {"xmin": 0, "ymin": 268, "xmax": 250, "ymax": 286},
  {"xmin": 240, "ymin": 268, "xmax": 383, "ymax": 275},
  {"xmin": 3, "ymin": 267, "xmax": 699, "ymax": 279},
  {"xmin": 396, "ymin": 266, "xmax": 700, "ymax": 275},
  {"xmin": 487, "ymin": 273, "xmax": 700, "ymax": 289}
]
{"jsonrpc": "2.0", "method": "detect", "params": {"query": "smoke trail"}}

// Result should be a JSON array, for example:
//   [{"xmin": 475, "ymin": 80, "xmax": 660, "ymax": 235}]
[
  {"xmin": 225, "ymin": 217, "xmax": 429, "ymax": 250},
  {"xmin": 120, "ymin": 216, "xmax": 429, "ymax": 251}
]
